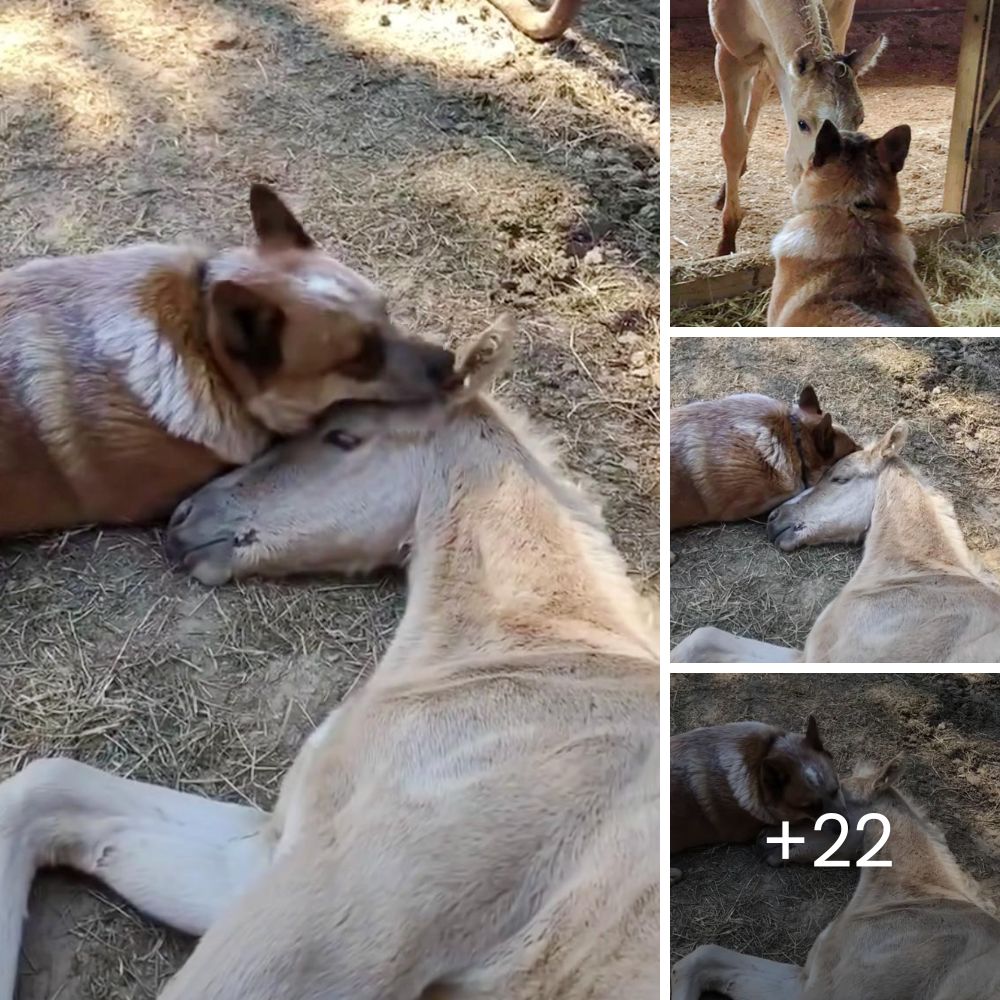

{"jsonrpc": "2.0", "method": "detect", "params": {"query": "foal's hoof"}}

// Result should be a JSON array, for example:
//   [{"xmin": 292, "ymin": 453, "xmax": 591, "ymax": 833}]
[{"xmin": 715, "ymin": 238, "xmax": 737, "ymax": 256}]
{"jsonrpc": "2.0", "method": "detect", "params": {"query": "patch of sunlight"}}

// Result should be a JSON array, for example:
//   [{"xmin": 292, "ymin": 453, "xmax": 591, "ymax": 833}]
[
  {"xmin": 0, "ymin": 12, "xmax": 133, "ymax": 148},
  {"xmin": 291, "ymin": 0, "xmax": 658, "ymax": 152}
]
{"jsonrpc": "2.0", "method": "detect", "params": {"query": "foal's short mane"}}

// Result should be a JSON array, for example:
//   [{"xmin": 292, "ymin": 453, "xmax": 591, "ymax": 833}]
[
  {"xmin": 800, "ymin": 0, "xmax": 835, "ymax": 58},
  {"xmin": 861, "ymin": 780, "xmax": 998, "ymax": 914}
]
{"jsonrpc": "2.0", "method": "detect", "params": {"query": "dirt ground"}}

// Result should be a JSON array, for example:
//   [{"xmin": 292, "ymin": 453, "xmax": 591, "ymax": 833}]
[
  {"xmin": 670, "ymin": 673, "xmax": 1000, "ymax": 972},
  {"xmin": 0, "ymin": 1, "xmax": 659, "ymax": 996},
  {"xmin": 670, "ymin": 336, "xmax": 1000, "ymax": 650},
  {"xmin": 669, "ymin": 13, "xmax": 961, "ymax": 260}
]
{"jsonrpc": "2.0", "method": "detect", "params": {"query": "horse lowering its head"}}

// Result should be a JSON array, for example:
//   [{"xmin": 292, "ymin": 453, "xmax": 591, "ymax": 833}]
[
  {"xmin": 780, "ymin": 37, "xmax": 886, "ymax": 183},
  {"xmin": 766, "ymin": 421, "xmax": 907, "ymax": 551}
]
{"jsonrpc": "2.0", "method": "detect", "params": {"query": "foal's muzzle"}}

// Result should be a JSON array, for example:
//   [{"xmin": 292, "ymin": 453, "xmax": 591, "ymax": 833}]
[{"xmin": 165, "ymin": 497, "xmax": 238, "ymax": 586}]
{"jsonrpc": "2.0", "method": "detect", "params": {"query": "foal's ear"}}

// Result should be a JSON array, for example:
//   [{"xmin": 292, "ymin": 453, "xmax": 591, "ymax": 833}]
[
  {"xmin": 873, "ymin": 755, "xmax": 902, "ymax": 788},
  {"xmin": 876, "ymin": 420, "xmax": 908, "ymax": 459},
  {"xmin": 249, "ymin": 184, "xmax": 315, "ymax": 250},
  {"xmin": 454, "ymin": 313, "xmax": 516, "ymax": 397},
  {"xmin": 843, "ymin": 34, "xmax": 887, "ymax": 78},
  {"xmin": 798, "ymin": 385, "xmax": 822, "ymax": 415},
  {"xmin": 875, "ymin": 124, "xmax": 911, "ymax": 175},
  {"xmin": 790, "ymin": 43, "xmax": 817, "ymax": 77},
  {"xmin": 812, "ymin": 120, "xmax": 842, "ymax": 169}
]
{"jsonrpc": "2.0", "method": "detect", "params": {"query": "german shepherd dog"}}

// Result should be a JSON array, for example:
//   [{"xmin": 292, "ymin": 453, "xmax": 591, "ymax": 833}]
[
  {"xmin": 671, "ymin": 717, "xmax": 843, "ymax": 879},
  {"xmin": 0, "ymin": 186, "xmax": 456, "ymax": 535},
  {"xmin": 768, "ymin": 120, "xmax": 937, "ymax": 326},
  {"xmin": 670, "ymin": 386, "xmax": 858, "ymax": 530}
]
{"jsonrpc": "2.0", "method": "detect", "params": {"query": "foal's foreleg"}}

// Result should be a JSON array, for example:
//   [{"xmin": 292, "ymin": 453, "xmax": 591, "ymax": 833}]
[
  {"xmin": 714, "ymin": 67, "xmax": 772, "ymax": 210},
  {"xmin": 672, "ymin": 944, "xmax": 803, "ymax": 1000},
  {"xmin": 715, "ymin": 46, "xmax": 757, "ymax": 255},
  {"xmin": 670, "ymin": 626, "xmax": 801, "ymax": 663},
  {"xmin": 0, "ymin": 758, "xmax": 273, "ymax": 1000}
]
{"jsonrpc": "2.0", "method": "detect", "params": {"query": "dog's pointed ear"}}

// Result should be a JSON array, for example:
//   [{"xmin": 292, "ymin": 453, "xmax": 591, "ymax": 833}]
[
  {"xmin": 798, "ymin": 385, "xmax": 822, "ymax": 415},
  {"xmin": 250, "ymin": 184, "xmax": 315, "ymax": 249},
  {"xmin": 813, "ymin": 413, "xmax": 835, "ymax": 459},
  {"xmin": 813, "ymin": 120, "xmax": 842, "ymax": 169},
  {"xmin": 875, "ymin": 124, "xmax": 911, "ymax": 175},
  {"xmin": 805, "ymin": 715, "xmax": 825, "ymax": 753},
  {"xmin": 453, "ymin": 313, "xmax": 516, "ymax": 399},
  {"xmin": 211, "ymin": 280, "xmax": 285, "ymax": 378}
]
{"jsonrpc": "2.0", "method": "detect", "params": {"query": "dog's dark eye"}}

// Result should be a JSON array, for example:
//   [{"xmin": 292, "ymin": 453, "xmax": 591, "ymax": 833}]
[
  {"xmin": 798, "ymin": 119, "xmax": 810, "ymax": 133},
  {"xmin": 324, "ymin": 429, "xmax": 361, "ymax": 451}
]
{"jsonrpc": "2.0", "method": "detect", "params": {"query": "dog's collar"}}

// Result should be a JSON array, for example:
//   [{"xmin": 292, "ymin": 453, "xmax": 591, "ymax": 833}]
[{"xmin": 790, "ymin": 412, "xmax": 810, "ymax": 489}]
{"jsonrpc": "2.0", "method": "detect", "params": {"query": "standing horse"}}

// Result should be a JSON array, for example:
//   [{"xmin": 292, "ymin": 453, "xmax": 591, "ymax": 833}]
[{"xmin": 710, "ymin": 0, "xmax": 886, "ymax": 254}]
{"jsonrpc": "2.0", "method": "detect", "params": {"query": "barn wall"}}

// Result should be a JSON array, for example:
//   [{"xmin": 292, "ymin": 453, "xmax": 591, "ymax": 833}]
[{"xmin": 671, "ymin": 0, "xmax": 963, "ymax": 21}]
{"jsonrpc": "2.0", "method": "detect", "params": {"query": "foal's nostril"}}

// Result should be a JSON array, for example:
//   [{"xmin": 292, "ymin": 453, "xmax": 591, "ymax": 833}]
[{"xmin": 169, "ymin": 498, "xmax": 193, "ymax": 530}]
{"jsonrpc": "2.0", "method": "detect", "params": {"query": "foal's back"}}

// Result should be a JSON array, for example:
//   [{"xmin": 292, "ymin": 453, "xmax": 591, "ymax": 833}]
[{"xmin": 323, "ymin": 649, "xmax": 660, "ymax": 998}]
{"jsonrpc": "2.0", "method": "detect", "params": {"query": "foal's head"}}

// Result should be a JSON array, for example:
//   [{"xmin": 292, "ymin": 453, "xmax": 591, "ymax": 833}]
[
  {"xmin": 782, "ymin": 36, "xmax": 886, "ymax": 182},
  {"xmin": 166, "ymin": 318, "xmax": 515, "ymax": 585},
  {"xmin": 766, "ymin": 421, "xmax": 907, "ymax": 551}
]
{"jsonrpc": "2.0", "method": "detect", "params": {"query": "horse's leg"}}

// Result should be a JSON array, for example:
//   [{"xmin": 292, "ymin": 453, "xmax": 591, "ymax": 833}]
[
  {"xmin": 715, "ymin": 45, "xmax": 757, "ymax": 255},
  {"xmin": 0, "ymin": 758, "xmax": 272, "ymax": 1000},
  {"xmin": 672, "ymin": 944, "xmax": 804, "ymax": 1000},
  {"xmin": 826, "ymin": 0, "xmax": 857, "ymax": 52},
  {"xmin": 714, "ymin": 67, "xmax": 772, "ymax": 210},
  {"xmin": 670, "ymin": 626, "xmax": 802, "ymax": 663}
]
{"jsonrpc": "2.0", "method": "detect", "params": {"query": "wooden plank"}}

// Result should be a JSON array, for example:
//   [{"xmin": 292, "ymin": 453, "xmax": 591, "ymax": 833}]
[
  {"xmin": 670, "ymin": 211, "xmax": 1000, "ymax": 309},
  {"xmin": 944, "ymin": 0, "xmax": 990, "ymax": 210}
]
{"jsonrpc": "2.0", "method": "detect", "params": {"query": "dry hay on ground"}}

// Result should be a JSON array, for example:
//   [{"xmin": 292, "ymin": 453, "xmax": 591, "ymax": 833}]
[
  {"xmin": 670, "ymin": 237, "xmax": 1000, "ymax": 327},
  {"xmin": 670, "ymin": 673, "xmax": 1000, "ymax": 968},
  {"xmin": 0, "ymin": 1, "xmax": 659, "ymax": 996},
  {"xmin": 670, "ymin": 337, "xmax": 1000, "ymax": 650}
]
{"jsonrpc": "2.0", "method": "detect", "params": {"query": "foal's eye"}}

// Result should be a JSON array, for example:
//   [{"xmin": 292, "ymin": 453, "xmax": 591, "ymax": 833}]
[
  {"xmin": 324, "ymin": 429, "xmax": 362, "ymax": 451},
  {"xmin": 831, "ymin": 476, "xmax": 850, "ymax": 485},
  {"xmin": 798, "ymin": 119, "xmax": 811, "ymax": 133}
]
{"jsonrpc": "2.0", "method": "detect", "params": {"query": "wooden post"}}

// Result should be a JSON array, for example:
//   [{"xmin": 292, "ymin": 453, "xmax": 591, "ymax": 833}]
[{"xmin": 945, "ymin": 0, "xmax": 997, "ymax": 211}]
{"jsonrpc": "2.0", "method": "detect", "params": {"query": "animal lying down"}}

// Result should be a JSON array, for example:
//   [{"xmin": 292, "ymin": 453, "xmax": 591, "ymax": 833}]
[
  {"xmin": 0, "ymin": 184, "xmax": 455, "ymax": 536},
  {"xmin": 670, "ymin": 386, "xmax": 858, "ymax": 530},
  {"xmin": 672, "ymin": 421, "xmax": 1000, "ymax": 663},
  {"xmin": 673, "ymin": 759, "xmax": 1000, "ymax": 1000},
  {"xmin": 670, "ymin": 717, "xmax": 844, "ymax": 881},
  {"xmin": 0, "ymin": 319, "xmax": 659, "ymax": 1000}
]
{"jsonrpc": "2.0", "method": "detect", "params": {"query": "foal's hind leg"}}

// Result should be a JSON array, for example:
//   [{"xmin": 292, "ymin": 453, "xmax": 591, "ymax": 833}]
[
  {"xmin": 672, "ymin": 944, "xmax": 803, "ymax": 1000},
  {"xmin": 715, "ymin": 45, "xmax": 757, "ymax": 254},
  {"xmin": 0, "ymin": 758, "xmax": 273, "ymax": 1000},
  {"xmin": 715, "ymin": 67, "xmax": 772, "ymax": 211}
]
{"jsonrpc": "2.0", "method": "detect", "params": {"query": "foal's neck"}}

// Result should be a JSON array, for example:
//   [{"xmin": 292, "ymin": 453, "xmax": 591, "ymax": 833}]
[
  {"xmin": 859, "ymin": 462, "xmax": 980, "ymax": 580},
  {"xmin": 856, "ymin": 793, "xmax": 991, "ymax": 911},
  {"xmin": 387, "ymin": 401, "xmax": 656, "ymax": 668},
  {"xmin": 763, "ymin": 0, "xmax": 834, "ymax": 68}
]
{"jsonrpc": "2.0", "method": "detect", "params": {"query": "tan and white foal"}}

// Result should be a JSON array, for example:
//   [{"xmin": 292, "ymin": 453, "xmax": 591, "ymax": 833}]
[
  {"xmin": 673, "ymin": 758, "xmax": 1000, "ymax": 999},
  {"xmin": 0, "ymin": 322, "xmax": 659, "ymax": 999},
  {"xmin": 672, "ymin": 421, "xmax": 1000, "ymax": 662}
]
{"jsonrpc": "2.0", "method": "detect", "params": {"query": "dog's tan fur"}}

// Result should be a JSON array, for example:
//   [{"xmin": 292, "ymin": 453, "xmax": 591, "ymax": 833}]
[
  {"xmin": 670, "ymin": 386, "xmax": 858, "ymax": 530},
  {"xmin": 0, "ymin": 185, "xmax": 455, "ymax": 536},
  {"xmin": 769, "ymin": 120, "xmax": 937, "ymax": 326},
  {"xmin": 0, "ymin": 323, "xmax": 659, "ymax": 1000},
  {"xmin": 673, "ymin": 760, "xmax": 1000, "ymax": 1000},
  {"xmin": 671, "ymin": 718, "xmax": 840, "ymax": 858}
]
